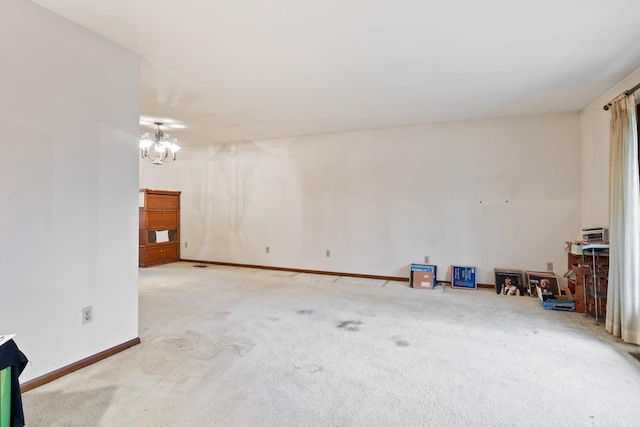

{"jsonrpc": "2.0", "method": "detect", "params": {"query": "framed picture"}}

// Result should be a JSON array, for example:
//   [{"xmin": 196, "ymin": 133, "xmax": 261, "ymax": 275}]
[
  {"xmin": 524, "ymin": 271, "xmax": 559, "ymax": 300},
  {"xmin": 494, "ymin": 268, "xmax": 525, "ymax": 296},
  {"xmin": 410, "ymin": 264, "xmax": 437, "ymax": 289},
  {"xmin": 451, "ymin": 265, "xmax": 477, "ymax": 290}
]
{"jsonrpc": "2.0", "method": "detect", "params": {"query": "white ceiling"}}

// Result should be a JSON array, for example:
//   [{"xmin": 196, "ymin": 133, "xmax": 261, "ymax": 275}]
[{"xmin": 33, "ymin": 0, "xmax": 640, "ymax": 145}]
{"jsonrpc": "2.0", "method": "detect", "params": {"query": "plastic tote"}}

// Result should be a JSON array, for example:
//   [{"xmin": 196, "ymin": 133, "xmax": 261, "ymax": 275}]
[{"xmin": 0, "ymin": 367, "xmax": 10, "ymax": 427}]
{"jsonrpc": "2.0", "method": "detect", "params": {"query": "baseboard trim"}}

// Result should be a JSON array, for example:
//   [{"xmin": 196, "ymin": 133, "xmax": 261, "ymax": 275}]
[
  {"xmin": 181, "ymin": 259, "xmax": 408, "ymax": 282},
  {"xmin": 20, "ymin": 337, "xmax": 141, "ymax": 393},
  {"xmin": 179, "ymin": 259, "xmax": 495, "ymax": 288}
]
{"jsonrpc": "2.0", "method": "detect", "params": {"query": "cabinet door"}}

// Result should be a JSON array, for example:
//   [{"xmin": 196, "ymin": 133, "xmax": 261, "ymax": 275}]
[
  {"xmin": 146, "ymin": 193, "xmax": 180, "ymax": 211},
  {"xmin": 146, "ymin": 212, "xmax": 179, "ymax": 229}
]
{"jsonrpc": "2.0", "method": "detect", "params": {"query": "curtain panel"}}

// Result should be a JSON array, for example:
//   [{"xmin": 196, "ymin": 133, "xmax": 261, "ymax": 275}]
[{"xmin": 606, "ymin": 95, "xmax": 640, "ymax": 344}]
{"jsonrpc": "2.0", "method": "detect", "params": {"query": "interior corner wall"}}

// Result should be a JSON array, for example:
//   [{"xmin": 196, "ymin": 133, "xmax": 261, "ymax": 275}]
[
  {"xmin": 580, "ymin": 65, "xmax": 640, "ymax": 228},
  {"xmin": 141, "ymin": 113, "xmax": 581, "ymax": 283},
  {"xmin": 0, "ymin": 0, "xmax": 139, "ymax": 382}
]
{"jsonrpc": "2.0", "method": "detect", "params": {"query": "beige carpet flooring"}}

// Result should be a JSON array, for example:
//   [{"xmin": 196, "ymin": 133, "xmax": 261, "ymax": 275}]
[{"xmin": 22, "ymin": 262, "xmax": 640, "ymax": 426}]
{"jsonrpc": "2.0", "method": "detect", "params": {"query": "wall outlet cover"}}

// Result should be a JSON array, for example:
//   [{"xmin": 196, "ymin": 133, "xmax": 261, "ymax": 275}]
[{"xmin": 82, "ymin": 306, "xmax": 92, "ymax": 324}]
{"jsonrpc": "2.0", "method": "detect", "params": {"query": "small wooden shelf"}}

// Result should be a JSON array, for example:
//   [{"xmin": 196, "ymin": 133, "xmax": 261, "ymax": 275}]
[
  {"xmin": 568, "ymin": 250, "xmax": 608, "ymax": 318},
  {"xmin": 139, "ymin": 189, "xmax": 181, "ymax": 267}
]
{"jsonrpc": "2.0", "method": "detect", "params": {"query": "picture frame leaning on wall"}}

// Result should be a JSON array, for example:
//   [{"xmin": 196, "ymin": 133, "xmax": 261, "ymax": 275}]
[
  {"xmin": 494, "ymin": 268, "xmax": 526, "ymax": 296},
  {"xmin": 525, "ymin": 271, "xmax": 559, "ymax": 299},
  {"xmin": 451, "ymin": 265, "xmax": 477, "ymax": 290}
]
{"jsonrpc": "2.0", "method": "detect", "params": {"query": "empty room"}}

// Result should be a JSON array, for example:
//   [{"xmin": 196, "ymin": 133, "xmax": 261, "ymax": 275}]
[{"xmin": 2, "ymin": 0, "xmax": 640, "ymax": 426}]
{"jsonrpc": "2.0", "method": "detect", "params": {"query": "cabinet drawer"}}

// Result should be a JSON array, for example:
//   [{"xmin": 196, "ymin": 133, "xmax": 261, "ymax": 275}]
[
  {"xmin": 146, "ymin": 244, "xmax": 179, "ymax": 263},
  {"xmin": 146, "ymin": 212, "xmax": 179, "ymax": 228}
]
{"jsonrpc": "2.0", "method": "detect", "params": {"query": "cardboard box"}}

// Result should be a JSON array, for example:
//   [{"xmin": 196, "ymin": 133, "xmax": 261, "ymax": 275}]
[
  {"xmin": 537, "ymin": 287, "xmax": 576, "ymax": 311},
  {"xmin": 410, "ymin": 264, "xmax": 437, "ymax": 289}
]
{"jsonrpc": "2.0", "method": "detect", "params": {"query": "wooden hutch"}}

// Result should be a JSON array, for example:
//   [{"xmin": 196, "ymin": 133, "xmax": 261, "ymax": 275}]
[{"xmin": 139, "ymin": 189, "xmax": 181, "ymax": 267}]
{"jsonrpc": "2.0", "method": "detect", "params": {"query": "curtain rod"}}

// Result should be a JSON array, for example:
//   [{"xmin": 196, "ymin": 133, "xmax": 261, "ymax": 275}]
[{"xmin": 603, "ymin": 82, "xmax": 640, "ymax": 110}]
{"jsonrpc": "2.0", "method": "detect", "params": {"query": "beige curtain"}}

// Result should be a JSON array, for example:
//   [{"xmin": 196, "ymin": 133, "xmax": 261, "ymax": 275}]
[{"xmin": 606, "ymin": 95, "xmax": 640, "ymax": 344}]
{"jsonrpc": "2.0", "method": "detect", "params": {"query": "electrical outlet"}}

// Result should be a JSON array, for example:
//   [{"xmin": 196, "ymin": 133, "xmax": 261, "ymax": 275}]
[
  {"xmin": 184, "ymin": 241, "xmax": 188, "ymax": 248},
  {"xmin": 424, "ymin": 255, "xmax": 430, "ymax": 264},
  {"xmin": 266, "ymin": 246, "xmax": 270, "ymax": 253},
  {"xmin": 326, "ymin": 250, "xmax": 331, "ymax": 257},
  {"xmin": 546, "ymin": 262, "xmax": 554, "ymax": 272},
  {"xmin": 82, "ymin": 306, "xmax": 92, "ymax": 325}
]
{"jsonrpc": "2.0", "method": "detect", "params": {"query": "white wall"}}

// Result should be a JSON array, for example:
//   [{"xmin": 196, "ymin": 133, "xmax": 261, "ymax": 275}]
[
  {"xmin": 0, "ymin": 0, "xmax": 139, "ymax": 382},
  {"xmin": 141, "ymin": 113, "xmax": 581, "ymax": 284},
  {"xmin": 581, "ymin": 65, "xmax": 640, "ymax": 227}
]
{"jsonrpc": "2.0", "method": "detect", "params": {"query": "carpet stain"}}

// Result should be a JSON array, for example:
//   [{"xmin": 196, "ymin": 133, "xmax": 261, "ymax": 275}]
[
  {"xmin": 149, "ymin": 335, "xmax": 185, "ymax": 345},
  {"xmin": 144, "ymin": 333, "xmax": 212, "ymax": 362},
  {"xmin": 392, "ymin": 336, "xmax": 410, "ymax": 347},
  {"xmin": 297, "ymin": 310, "xmax": 314, "ymax": 315},
  {"xmin": 231, "ymin": 340, "xmax": 255, "ymax": 356},
  {"xmin": 295, "ymin": 364, "xmax": 324, "ymax": 374},
  {"xmin": 337, "ymin": 320, "xmax": 362, "ymax": 331},
  {"xmin": 267, "ymin": 317, "xmax": 280, "ymax": 321},
  {"xmin": 357, "ymin": 311, "xmax": 377, "ymax": 318}
]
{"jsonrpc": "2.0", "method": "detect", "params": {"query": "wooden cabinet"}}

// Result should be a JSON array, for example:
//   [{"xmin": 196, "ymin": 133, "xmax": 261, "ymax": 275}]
[
  {"xmin": 567, "ymin": 251, "xmax": 609, "ymax": 316},
  {"xmin": 570, "ymin": 264, "xmax": 590, "ymax": 314},
  {"xmin": 139, "ymin": 189, "xmax": 181, "ymax": 267}
]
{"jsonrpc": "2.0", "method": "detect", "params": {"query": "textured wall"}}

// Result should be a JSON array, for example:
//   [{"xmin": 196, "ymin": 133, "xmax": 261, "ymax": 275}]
[{"xmin": 141, "ymin": 113, "xmax": 581, "ymax": 283}]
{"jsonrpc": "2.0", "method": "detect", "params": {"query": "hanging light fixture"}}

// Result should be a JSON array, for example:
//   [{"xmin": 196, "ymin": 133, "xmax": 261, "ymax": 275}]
[{"xmin": 140, "ymin": 122, "xmax": 181, "ymax": 165}]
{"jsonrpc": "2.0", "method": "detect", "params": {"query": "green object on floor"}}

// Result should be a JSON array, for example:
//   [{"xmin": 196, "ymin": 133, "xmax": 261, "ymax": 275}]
[{"xmin": 0, "ymin": 367, "xmax": 10, "ymax": 427}]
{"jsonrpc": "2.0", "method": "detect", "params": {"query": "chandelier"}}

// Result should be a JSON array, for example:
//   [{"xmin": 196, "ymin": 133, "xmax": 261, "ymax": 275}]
[{"xmin": 139, "ymin": 122, "xmax": 181, "ymax": 165}]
